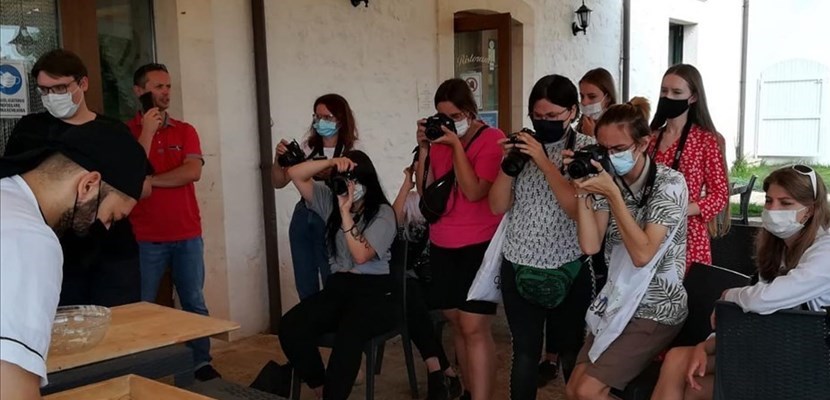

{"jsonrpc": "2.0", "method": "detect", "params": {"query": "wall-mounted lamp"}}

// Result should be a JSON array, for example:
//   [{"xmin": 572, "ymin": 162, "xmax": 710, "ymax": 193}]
[
  {"xmin": 571, "ymin": 1, "xmax": 592, "ymax": 36},
  {"xmin": 351, "ymin": 0, "xmax": 368, "ymax": 7}
]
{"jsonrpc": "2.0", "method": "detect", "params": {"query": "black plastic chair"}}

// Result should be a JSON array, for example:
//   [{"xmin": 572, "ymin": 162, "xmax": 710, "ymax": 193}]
[
  {"xmin": 710, "ymin": 223, "xmax": 760, "ymax": 277},
  {"xmin": 612, "ymin": 263, "xmax": 751, "ymax": 400},
  {"xmin": 714, "ymin": 301, "xmax": 830, "ymax": 400},
  {"xmin": 289, "ymin": 239, "xmax": 419, "ymax": 400},
  {"xmin": 730, "ymin": 175, "xmax": 757, "ymax": 225}
]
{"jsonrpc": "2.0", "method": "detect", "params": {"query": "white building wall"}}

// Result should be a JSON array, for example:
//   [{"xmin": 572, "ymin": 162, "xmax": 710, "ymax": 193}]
[
  {"xmin": 743, "ymin": 0, "xmax": 830, "ymax": 165},
  {"xmin": 152, "ymin": 0, "xmax": 625, "ymax": 335},
  {"xmin": 267, "ymin": 0, "xmax": 623, "ymax": 312},
  {"xmin": 629, "ymin": 0, "xmax": 744, "ymax": 166}
]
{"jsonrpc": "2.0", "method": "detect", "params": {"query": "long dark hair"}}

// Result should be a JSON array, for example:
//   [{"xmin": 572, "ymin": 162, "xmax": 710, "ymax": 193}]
[
  {"xmin": 755, "ymin": 167, "xmax": 830, "ymax": 281},
  {"xmin": 650, "ymin": 64, "xmax": 716, "ymax": 133},
  {"xmin": 307, "ymin": 94, "xmax": 359, "ymax": 152},
  {"xmin": 326, "ymin": 150, "xmax": 391, "ymax": 256},
  {"xmin": 528, "ymin": 74, "xmax": 579, "ymax": 119},
  {"xmin": 434, "ymin": 79, "xmax": 478, "ymax": 117}
]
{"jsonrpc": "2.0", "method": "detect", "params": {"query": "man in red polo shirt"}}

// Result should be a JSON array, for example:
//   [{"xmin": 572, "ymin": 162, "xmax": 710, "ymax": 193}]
[{"xmin": 127, "ymin": 63, "xmax": 219, "ymax": 381}]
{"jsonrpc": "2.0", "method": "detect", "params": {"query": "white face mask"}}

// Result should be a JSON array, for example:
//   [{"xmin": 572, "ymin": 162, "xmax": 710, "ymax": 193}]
[
  {"xmin": 454, "ymin": 118, "xmax": 470, "ymax": 137},
  {"xmin": 41, "ymin": 87, "xmax": 80, "ymax": 119},
  {"xmin": 579, "ymin": 98, "xmax": 605, "ymax": 120},
  {"xmin": 353, "ymin": 183, "xmax": 366, "ymax": 202},
  {"xmin": 762, "ymin": 208, "xmax": 806, "ymax": 239}
]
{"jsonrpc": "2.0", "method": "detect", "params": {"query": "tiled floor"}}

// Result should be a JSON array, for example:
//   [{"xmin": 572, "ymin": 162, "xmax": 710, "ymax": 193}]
[{"xmin": 211, "ymin": 307, "xmax": 568, "ymax": 399}]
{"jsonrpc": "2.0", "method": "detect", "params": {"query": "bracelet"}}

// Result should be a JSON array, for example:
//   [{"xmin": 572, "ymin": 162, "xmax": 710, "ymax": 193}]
[{"xmin": 341, "ymin": 224, "xmax": 356, "ymax": 233}]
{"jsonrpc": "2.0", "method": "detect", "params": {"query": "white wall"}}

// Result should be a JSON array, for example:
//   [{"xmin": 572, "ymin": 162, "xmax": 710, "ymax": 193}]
[
  {"xmin": 267, "ymin": 0, "xmax": 622, "ymax": 312},
  {"xmin": 629, "ymin": 0, "xmax": 744, "ymax": 165},
  {"xmin": 743, "ymin": 0, "xmax": 830, "ymax": 165},
  {"xmin": 154, "ymin": 0, "xmax": 269, "ymax": 338}
]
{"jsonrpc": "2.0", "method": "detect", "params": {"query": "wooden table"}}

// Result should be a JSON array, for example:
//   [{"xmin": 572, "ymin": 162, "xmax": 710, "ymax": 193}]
[
  {"xmin": 48, "ymin": 301, "xmax": 239, "ymax": 373},
  {"xmin": 44, "ymin": 374, "xmax": 215, "ymax": 400},
  {"xmin": 43, "ymin": 302, "xmax": 239, "ymax": 395}
]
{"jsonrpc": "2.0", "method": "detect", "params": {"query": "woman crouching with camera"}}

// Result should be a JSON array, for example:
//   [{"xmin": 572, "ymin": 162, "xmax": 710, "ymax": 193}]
[
  {"xmin": 415, "ymin": 78, "xmax": 505, "ymax": 400},
  {"xmin": 489, "ymin": 74, "xmax": 596, "ymax": 400},
  {"xmin": 279, "ymin": 150, "xmax": 396, "ymax": 400},
  {"xmin": 565, "ymin": 98, "xmax": 689, "ymax": 400}
]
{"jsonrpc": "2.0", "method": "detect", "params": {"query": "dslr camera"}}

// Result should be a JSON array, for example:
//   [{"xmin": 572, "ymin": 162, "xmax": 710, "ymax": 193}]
[
  {"xmin": 567, "ymin": 144, "xmax": 613, "ymax": 179},
  {"xmin": 423, "ymin": 113, "xmax": 457, "ymax": 141},
  {"xmin": 277, "ymin": 140, "xmax": 306, "ymax": 167},
  {"xmin": 328, "ymin": 169, "xmax": 354, "ymax": 196},
  {"xmin": 500, "ymin": 128, "xmax": 536, "ymax": 178}
]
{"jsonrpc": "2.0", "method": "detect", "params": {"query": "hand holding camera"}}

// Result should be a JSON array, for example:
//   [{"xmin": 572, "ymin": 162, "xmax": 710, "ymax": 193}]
[
  {"xmin": 563, "ymin": 145, "xmax": 618, "ymax": 198},
  {"xmin": 418, "ymin": 114, "xmax": 459, "ymax": 147},
  {"xmin": 276, "ymin": 140, "xmax": 307, "ymax": 167},
  {"xmin": 501, "ymin": 128, "xmax": 546, "ymax": 177}
]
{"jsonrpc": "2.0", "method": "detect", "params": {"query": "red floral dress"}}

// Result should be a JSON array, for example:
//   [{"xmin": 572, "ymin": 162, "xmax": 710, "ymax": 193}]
[{"xmin": 648, "ymin": 124, "xmax": 729, "ymax": 271}]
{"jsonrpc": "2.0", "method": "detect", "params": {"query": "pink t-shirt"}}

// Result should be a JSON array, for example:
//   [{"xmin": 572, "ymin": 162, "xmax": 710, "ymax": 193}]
[{"xmin": 429, "ymin": 126, "xmax": 505, "ymax": 248}]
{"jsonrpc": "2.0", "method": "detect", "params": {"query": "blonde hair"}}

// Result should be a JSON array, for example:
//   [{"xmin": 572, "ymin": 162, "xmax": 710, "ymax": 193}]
[{"xmin": 595, "ymin": 96, "xmax": 651, "ymax": 144}]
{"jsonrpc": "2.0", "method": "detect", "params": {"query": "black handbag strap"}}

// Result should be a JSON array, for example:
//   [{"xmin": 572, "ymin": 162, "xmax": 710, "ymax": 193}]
[
  {"xmin": 651, "ymin": 119, "xmax": 693, "ymax": 171},
  {"xmin": 421, "ymin": 125, "xmax": 489, "ymax": 190},
  {"xmin": 307, "ymin": 140, "xmax": 345, "ymax": 160},
  {"xmin": 559, "ymin": 127, "xmax": 577, "ymax": 175}
]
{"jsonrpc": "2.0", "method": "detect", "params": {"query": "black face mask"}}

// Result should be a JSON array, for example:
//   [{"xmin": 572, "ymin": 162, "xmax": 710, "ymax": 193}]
[
  {"xmin": 531, "ymin": 119, "xmax": 567, "ymax": 143},
  {"xmin": 655, "ymin": 97, "xmax": 691, "ymax": 120}
]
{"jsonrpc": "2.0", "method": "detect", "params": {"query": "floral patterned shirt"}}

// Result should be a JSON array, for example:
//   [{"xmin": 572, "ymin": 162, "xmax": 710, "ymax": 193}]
[{"xmin": 595, "ymin": 162, "xmax": 689, "ymax": 325}]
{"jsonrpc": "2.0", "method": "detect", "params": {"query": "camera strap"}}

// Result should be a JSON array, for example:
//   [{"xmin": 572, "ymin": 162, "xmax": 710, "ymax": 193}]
[
  {"xmin": 617, "ymin": 156, "xmax": 658, "ymax": 209},
  {"xmin": 421, "ymin": 125, "xmax": 489, "ymax": 188},
  {"xmin": 559, "ymin": 127, "xmax": 577, "ymax": 175},
  {"xmin": 307, "ymin": 140, "xmax": 345, "ymax": 160},
  {"xmin": 650, "ymin": 118, "xmax": 693, "ymax": 171}
]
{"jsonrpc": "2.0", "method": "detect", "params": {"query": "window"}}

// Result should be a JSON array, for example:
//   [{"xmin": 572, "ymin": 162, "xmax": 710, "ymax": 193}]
[{"xmin": 669, "ymin": 23, "xmax": 684, "ymax": 66}]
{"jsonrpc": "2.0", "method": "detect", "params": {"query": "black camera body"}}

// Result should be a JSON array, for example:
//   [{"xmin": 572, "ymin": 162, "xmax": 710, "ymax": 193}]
[
  {"xmin": 567, "ymin": 144, "xmax": 612, "ymax": 179},
  {"xmin": 328, "ymin": 170, "xmax": 354, "ymax": 196},
  {"xmin": 423, "ymin": 113, "xmax": 457, "ymax": 141},
  {"xmin": 500, "ymin": 128, "xmax": 536, "ymax": 178},
  {"xmin": 277, "ymin": 140, "xmax": 307, "ymax": 167}
]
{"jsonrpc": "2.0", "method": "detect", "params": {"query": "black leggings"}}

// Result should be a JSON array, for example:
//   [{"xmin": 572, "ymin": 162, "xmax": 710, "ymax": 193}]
[
  {"xmin": 406, "ymin": 277, "xmax": 450, "ymax": 370},
  {"xmin": 279, "ymin": 273, "xmax": 395, "ymax": 400},
  {"xmin": 500, "ymin": 258, "xmax": 593, "ymax": 400}
]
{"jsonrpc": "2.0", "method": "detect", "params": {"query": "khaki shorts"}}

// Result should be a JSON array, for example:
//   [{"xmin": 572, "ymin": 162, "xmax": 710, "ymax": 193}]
[{"xmin": 576, "ymin": 318, "xmax": 682, "ymax": 390}]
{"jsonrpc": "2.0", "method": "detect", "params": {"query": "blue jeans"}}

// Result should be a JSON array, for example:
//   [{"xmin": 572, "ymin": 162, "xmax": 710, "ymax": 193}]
[
  {"xmin": 289, "ymin": 200, "xmax": 331, "ymax": 300},
  {"xmin": 138, "ymin": 237, "xmax": 212, "ymax": 367}
]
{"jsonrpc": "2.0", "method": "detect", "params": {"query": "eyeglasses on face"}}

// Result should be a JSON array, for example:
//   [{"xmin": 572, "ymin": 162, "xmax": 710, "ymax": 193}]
[
  {"xmin": 530, "ymin": 108, "xmax": 570, "ymax": 121},
  {"xmin": 312, "ymin": 113, "xmax": 337, "ymax": 123},
  {"xmin": 36, "ymin": 79, "xmax": 79, "ymax": 96}
]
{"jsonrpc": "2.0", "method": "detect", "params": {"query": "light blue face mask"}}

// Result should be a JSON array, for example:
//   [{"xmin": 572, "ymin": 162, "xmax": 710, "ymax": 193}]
[
  {"xmin": 314, "ymin": 119, "xmax": 338, "ymax": 137},
  {"xmin": 610, "ymin": 148, "xmax": 639, "ymax": 175}
]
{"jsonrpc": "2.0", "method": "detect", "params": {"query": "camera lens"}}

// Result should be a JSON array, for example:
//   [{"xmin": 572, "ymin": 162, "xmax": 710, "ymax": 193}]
[
  {"xmin": 501, "ymin": 150, "xmax": 529, "ymax": 177},
  {"xmin": 567, "ymin": 160, "xmax": 591, "ymax": 180},
  {"xmin": 331, "ymin": 177, "xmax": 349, "ymax": 196}
]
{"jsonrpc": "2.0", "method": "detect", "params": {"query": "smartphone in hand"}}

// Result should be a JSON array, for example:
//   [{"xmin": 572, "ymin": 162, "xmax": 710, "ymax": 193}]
[{"xmin": 139, "ymin": 92, "xmax": 155, "ymax": 112}]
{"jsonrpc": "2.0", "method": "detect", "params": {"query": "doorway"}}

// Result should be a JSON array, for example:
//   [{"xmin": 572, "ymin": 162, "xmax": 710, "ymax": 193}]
[{"xmin": 454, "ymin": 12, "xmax": 513, "ymax": 134}]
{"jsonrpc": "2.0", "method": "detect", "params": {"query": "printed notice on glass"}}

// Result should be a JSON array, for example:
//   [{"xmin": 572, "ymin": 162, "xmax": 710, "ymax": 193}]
[{"xmin": 0, "ymin": 61, "xmax": 28, "ymax": 118}]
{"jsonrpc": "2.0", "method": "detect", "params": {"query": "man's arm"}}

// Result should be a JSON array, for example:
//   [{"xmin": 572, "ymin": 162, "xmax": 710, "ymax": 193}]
[
  {"xmin": 0, "ymin": 361, "xmax": 41, "ymax": 400},
  {"xmin": 150, "ymin": 158, "xmax": 202, "ymax": 188}
]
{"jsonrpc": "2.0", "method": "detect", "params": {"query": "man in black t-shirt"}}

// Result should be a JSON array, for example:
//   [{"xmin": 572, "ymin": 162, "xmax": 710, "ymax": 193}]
[{"xmin": 4, "ymin": 49, "xmax": 148, "ymax": 307}]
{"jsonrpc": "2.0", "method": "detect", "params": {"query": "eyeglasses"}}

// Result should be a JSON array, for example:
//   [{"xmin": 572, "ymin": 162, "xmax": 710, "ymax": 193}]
[
  {"xmin": 312, "ymin": 113, "xmax": 337, "ymax": 123},
  {"xmin": 530, "ymin": 108, "xmax": 570, "ymax": 121},
  {"xmin": 36, "ymin": 79, "xmax": 79, "ymax": 95},
  {"xmin": 792, "ymin": 164, "xmax": 817, "ymax": 200}
]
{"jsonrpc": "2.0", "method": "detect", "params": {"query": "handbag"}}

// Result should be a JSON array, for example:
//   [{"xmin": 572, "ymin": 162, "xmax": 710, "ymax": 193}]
[
  {"xmin": 419, "ymin": 126, "xmax": 487, "ymax": 224},
  {"xmin": 466, "ymin": 212, "xmax": 509, "ymax": 303},
  {"xmin": 513, "ymin": 256, "xmax": 587, "ymax": 309}
]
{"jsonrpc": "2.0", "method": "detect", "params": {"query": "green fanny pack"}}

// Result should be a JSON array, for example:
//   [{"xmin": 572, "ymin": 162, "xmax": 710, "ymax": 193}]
[{"xmin": 513, "ymin": 257, "xmax": 586, "ymax": 309}]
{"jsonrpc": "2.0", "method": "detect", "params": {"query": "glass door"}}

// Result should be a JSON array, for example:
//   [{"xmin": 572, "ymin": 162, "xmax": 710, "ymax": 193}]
[{"xmin": 454, "ymin": 13, "xmax": 512, "ymax": 134}]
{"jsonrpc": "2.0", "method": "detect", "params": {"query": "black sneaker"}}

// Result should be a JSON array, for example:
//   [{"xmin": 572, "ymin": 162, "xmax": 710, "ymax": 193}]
[
  {"xmin": 537, "ymin": 360, "xmax": 559, "ymax": 387},
  {"xmin": 446, "ymin": 374, "xmax": 462, "ymax": 398},
  {"xmin": 195, "ymin": 364, "xmax": 222, "ymax": 381},
  {"xmin": 427, "ymin": 371, "xmax": 449, "ymax": 400}
]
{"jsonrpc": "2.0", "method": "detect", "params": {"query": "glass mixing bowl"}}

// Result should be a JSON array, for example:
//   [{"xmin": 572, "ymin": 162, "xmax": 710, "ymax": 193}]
[{"xmin": 49, "ymin": 305, "xmax": 111, "ymax": 356}]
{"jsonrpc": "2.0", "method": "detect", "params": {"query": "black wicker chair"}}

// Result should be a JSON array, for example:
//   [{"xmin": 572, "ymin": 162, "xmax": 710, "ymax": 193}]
[
  {"xmin": 714, "ymin": 301, "xmax": 830, "ymax": 400},
  {"xmin": 711, "ymin": 223, "xmax": 760, "ymax": 277},
  {"xmin": 612, "ymin": 263, "xmax": 751, "ymax": 400}
]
